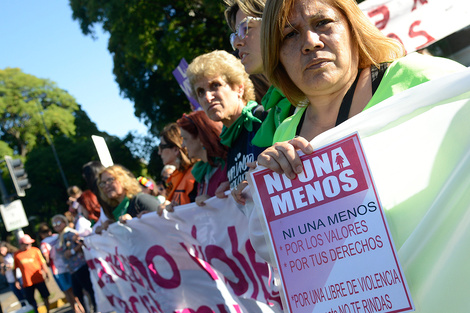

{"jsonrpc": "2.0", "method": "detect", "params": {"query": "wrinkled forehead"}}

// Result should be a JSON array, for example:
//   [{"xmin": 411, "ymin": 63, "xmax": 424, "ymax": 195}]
[{"xmin": 283, "ymin": 0, "xmax": 335, "ymax": 23}]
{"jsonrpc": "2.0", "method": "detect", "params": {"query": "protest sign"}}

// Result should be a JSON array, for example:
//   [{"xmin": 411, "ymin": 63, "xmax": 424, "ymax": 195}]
[
  {"xmin": 250, "ymin": 134, "xmax": 413, "ymax": 313},
  {"xmin": 83, "ymin": 196, "xmax": 282, "ymax": 313},
  {"xmin": 172, "ymin": 58, "xmax": 202, "ymax": 111},
  {"xmin": 359, "ymin": 0, "xmax": 470, "ymax": 54}
]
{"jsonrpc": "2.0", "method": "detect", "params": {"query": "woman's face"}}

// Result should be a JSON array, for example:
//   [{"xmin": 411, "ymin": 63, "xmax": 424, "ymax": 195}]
[
  {"xmin": 194, "ymin": 75, "xmax": 244, "ymax": 127},
  {"xmin": 100, "ymin": 171, "xmax": 125, "ymax": 200},
  {"xmin": 180, "ymin": 128, "xmax": 205, "ymax": 161},
  {"xmin": 232, "ymin": 10, "xmax": 264, "ymax": 75},
  {"xmin": 158, "ymin": 137, "xmax": 179, "ymax": 166},
  {"xmin": 52, "ymin": 219, "xmax": 66, "ymax": 233},
  {"xmin": 279, "ymin": 0, "xmax": 359, "ymax": 99},
  {"xmin": 0, "ymin": 246, "xmax": 7, "ymax": 256}
]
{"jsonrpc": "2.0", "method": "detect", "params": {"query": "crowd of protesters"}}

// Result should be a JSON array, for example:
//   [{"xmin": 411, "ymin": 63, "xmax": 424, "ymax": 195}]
[{"xmin": 1, "ymin": 0, "xmax": 467, "ymax": 311}]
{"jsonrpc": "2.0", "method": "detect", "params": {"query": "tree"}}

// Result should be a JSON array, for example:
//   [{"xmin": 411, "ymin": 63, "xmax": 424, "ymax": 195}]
[
  {"xmin": 69, "ymin": 0, "xmax": 232, "ymax": 133},
  {"xmin": 0, "ymin": 68, "xmax": 78, "ymax": 157}
]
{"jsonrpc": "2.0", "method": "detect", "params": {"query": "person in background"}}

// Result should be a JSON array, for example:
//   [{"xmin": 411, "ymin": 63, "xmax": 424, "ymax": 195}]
[
  {"xmin": 14, "ymin": 235, "xmax": 50, "ymax": 313},
  {"xmin": 52, "ymin": 215, "xmax": 95, "ymax": 313},
  {"xmin": 186, "ymin": 50, "xmax": 266, "ymax": 201},
  {"xmin": 157, "ymin": 123, "xmax": 197, "ymax": 214},
  {"xmin": 82, "ymin": 161, "xmax": 114, "ymax": 221},
  {"xmin": 96, "ymin": 165, "xmax": 160, "ymax": 228},
  {"xmin": 176, "ymin": 110, "xmax": 228, "ymax": 206},
  {"xmin": 0, "ymin": 242, "xmax": 25, "ymax": 304},
  {"xmin": 68, "ymin": 201, "xmax": 92, "ymax": 238},
  {"xmin": 38, "ymin": 224, "xmax": 83, "ymax": 313},
  {"xmin": 76, "ymin": 190, "xmax": 101, "ymax": 226},
  {"xmin": 161, "ymin": 164, "xmax": 176, "ymax": 183},
  {"xmin": 138, "ymin": 176, "xmax": 166, "ymax": 205}
]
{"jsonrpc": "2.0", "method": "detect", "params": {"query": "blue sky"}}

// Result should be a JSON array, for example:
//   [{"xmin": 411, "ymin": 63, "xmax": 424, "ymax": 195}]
[{"xmin": 0, "ymin": 0, "xmax": 149, "ymax": 138}]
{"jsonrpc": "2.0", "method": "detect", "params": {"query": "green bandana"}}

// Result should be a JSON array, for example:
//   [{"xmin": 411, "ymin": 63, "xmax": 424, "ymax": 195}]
[
  {"xmin": 252, "ymin": 86, "xmax": 292, "ymax": 147},
  {"xmin": 191, "ymin": 158, "xmax": 225, "ymax": 183},
  {"xmin": 220, "ymin": 101, "xmax": 261, "ymax": 147},
  {"xmin": 112, "ymin": 196, "xmax": 129, "ymax": 221}
]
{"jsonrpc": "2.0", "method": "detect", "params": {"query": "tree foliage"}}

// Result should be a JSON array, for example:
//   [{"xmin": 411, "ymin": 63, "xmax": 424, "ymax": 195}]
[
  {"xmin": 69, "ymin": 0, "xmax": 232, "ymax": 133},
  {"xmin": 0, "ymin": 68, "xmax": 78, "ymax": 157},
  {"xmin": 0, "ymin": 68, "xmax": 143, "ymax": 231}
]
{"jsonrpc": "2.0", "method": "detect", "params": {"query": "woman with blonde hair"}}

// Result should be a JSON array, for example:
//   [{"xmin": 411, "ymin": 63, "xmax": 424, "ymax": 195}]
[
  {"xmin": 187, "ymin": 50, "xmax": 266, "ymax": 203},
  {"xmin": 97, "ymin": 164, "xmax": 160, "ymax": 228},
  {"xmin": 256, "ymin": 0, "xmax": 465, "ymax": 176}
]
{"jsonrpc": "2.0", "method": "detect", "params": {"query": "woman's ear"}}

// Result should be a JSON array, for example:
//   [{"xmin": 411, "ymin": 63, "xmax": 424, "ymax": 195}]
[{"xmin": 236, "ymin": 84, "xmax": 245, "ymax": 99}]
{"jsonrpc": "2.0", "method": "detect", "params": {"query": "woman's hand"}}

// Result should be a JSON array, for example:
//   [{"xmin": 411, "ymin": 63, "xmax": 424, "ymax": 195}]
[
  {"xmin": 119, "ymin": 214, "xmax": 132, "ymax": 223},
  {"xmin": 195, "ymin": 195, "xmax": 210, "ymax": 206},
  {"xmin": 215, "ymin": 181, "xmax": 230, "ymax": 198},
  {"xmin": 231, "ymin": 181, "xmax": 249, "ymax": 205},
  {"xmin": 95, "ymin": 220, "xmax": 113, "ymax": 235},
  {"xmin": 157, "ymin": 200, "xmax": 173, "ymax": 216},
  {"xmin": 257, "ymin": 137, "xmax": 313, "ymax": 179}
]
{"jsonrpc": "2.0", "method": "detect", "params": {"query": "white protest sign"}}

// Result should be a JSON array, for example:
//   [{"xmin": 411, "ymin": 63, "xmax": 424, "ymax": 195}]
[
  {"xmin": 359, "ymin": 0, "xmax": 470, "ymax": 53},
  {"xmin": 91, "ymin": 135, "xmax": 114, "ymax": 168},
  {"xmin": 250, "ymin": 134, "xmax": 413, "ymax": 313},
  {"xmin": 0, "ymin": 200, "xmax": 29, "ymax": 232}
]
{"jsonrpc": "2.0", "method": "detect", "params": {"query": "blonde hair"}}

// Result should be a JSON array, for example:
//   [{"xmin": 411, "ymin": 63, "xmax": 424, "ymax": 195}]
[
  {"xmin": 224, "ymin": 0, "xmax": 265, "ymax": 31},
  {"xmin": 187, "ymin": 50, "xmax": 255, "ymax": 104},
  {"xmin": 262, "ymin": 0, "xmax": 405, "ymax": 104},
  {"xmin": 97, "ymin": 165, "xmax": 142, "ymax": 207}
]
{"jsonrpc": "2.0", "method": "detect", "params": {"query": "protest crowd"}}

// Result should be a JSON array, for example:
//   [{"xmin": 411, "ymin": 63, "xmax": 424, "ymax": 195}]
[{"xmin": 4, "ymin": 0, "xmax": 470, "ymax": 312}]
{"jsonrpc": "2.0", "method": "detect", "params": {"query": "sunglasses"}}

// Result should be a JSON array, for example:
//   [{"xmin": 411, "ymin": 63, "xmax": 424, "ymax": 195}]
[
  {"xmin": 52, "ymin": 221, "xmax": 62, "ymax": 227},
  {"xmin": 230, "ymin": 16, "xmax": 262, "ymax": 51},
  {"xmin": 158, "ymin": 143, "xmax": 175, "ymax": 150}
]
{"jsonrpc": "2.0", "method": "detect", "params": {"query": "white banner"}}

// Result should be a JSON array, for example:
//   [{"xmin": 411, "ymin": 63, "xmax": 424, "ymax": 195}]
[
  {"xmin": 359, "ymin": 0, "xmax": 470, "ymax": 53},
  {"xmin": 83, "ymin": 196, "xmax": 282, "ymax": 313}
]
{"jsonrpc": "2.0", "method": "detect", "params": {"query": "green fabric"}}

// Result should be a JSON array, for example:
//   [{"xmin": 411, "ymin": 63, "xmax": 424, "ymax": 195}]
[
  {"xmin": 220, "ymin": 101, "xmax": 261, "ymax": 147},
  {"xmin": 251, "ymin": 86, "xmax": 292, "ymax": 147},
  {"xmin": 192, "ymin": 158, "xmax": 225, "ymax": 183},
  {"xmin": 112, "ymin": 196, "xmax": 130, "ymax": 221},
  {"xmin": 272, "ymin": 53, "xmax": 466, "ymax": 143}
]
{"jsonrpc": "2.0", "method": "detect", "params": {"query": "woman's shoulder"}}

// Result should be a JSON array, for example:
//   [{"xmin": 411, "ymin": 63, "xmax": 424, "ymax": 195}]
[
  {"xmin": 272, "ymin": 106, "xmax": 307, "ymax": 144},
  {"xmin": 389, "ymin": 53, "xmax": 465, "ymax": 79},
  {"xmin": 366, "ymin": 53, "xmax": 466, "ymax": 110}
]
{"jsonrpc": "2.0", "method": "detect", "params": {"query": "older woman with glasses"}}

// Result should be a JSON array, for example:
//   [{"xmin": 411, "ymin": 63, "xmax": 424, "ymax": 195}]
[
  {"xmin": 157, "ymin": 123, "xmax": 197, "ymax": 215},
  {"xmin": 96, "ymin": 164, "xmax": 160, "ymax": 231},
  {"xmin": 176, "ymin": 110, "xmax": 228, "ymax": 206},
  {"xmin": 186, "ymin": 50, "xmax": 267, "ymax": 204}
]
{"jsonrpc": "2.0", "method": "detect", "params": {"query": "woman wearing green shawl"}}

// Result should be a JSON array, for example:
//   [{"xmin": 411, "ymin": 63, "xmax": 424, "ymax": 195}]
[
  {"xmin": 186, "ymin": 50, "xmax": 266, "ymax": 203},
  {"xmin": 177, "ymin": 110, "xmax": 228, "ymax": 206},
  {"xmin": 96, "ymin": 165, "xmax": 160, "ymax": 232}
]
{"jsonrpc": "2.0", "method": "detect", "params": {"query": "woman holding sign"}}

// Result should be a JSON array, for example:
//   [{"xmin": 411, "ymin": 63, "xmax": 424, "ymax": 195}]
[{"xmin": 254, "ymin": 0, "xmax": 465, "ymax": 176}]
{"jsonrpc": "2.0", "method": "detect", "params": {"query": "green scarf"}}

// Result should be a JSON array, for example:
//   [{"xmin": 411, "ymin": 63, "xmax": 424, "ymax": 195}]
[
  {"xmin": 191, "ymin": 158, "xmax": 225, "ymax": 183},
  {"xmin": 220, "ymin": 101, "xmax": 261, "ymax": 147},
  {"xmin": 252, "ymin": 86, "xmax": 292, "ymax": 147},
  {"xmin": 112, "ymin": 196, "xmax": 130, "ymax": 221}
]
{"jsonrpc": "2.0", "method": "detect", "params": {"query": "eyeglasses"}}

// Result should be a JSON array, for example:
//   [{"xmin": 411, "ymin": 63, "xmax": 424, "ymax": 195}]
[
  {"xmin": 158, "ymin": 143, "xmax": 175, "ymax": 150},
  {"xmin": 52, "ymin": 221, "xmax": 62, "ymax": 227},
  {"xmin": 230, "ymin": 16, "xmax": 262, "ymax": 51},
  {"xmin": 99, "ymin": 177, "xmax": 115, "ymax": 188}
]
